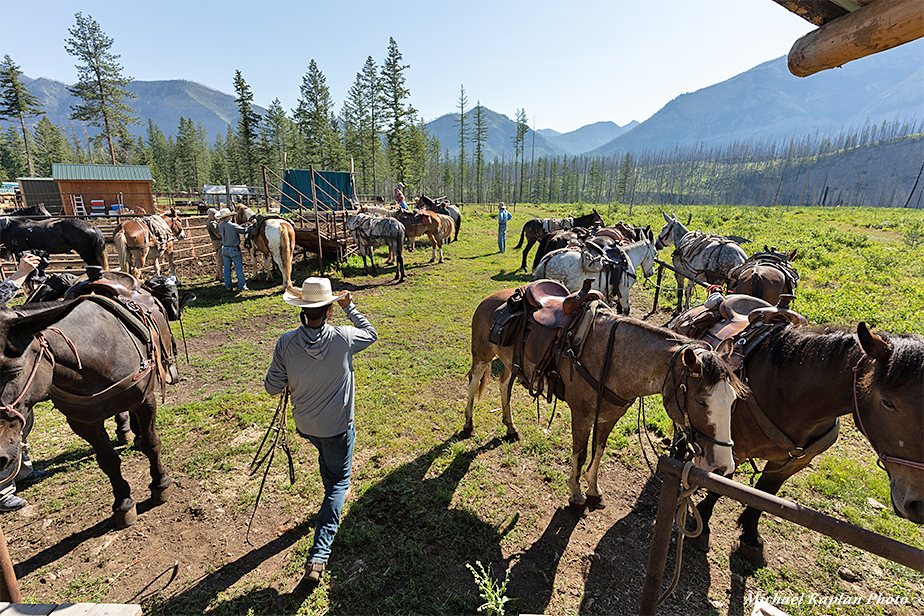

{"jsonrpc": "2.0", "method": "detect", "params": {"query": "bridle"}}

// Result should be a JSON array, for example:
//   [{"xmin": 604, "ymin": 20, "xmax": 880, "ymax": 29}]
[
  {"xmin": 663, "ymin": 343, "xmax": 735, "ymax": 457},
  {"xmin": 852, "ymin": 354, "xmax": 924, "ymax": 472}
]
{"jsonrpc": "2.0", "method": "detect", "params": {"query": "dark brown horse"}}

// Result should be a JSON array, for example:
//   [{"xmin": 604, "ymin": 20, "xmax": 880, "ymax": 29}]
[
  {"xmin": 514, "ymin": 210, "xmax": 605, "ymax": 272},
  {"xmin": 687, "ymin": 322, "xmax": 924, "ymax": 563},
  {"xmin": 0, "ymin": 294, "xmax": 176, "ymax": 528},
  {"xmin": 465, "ymin": 288, "xmax": 747, "ymax": 509},
  {"xmin": 113, "ymin": 208, "xmax": 186, "ymax": 279},
  {"xmin": 0, "ymin": 207, "xmax": 109, "ymax": 270},
  {"xmin": 728, "ymin": 247, "xmax": 799, "ymax": 305}
]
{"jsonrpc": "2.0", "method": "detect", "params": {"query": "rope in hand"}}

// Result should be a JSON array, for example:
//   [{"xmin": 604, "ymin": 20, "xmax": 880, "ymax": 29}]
[
  {"xmin": 658, "ymin": 461, "xmax": 703, "ymax": 606},
  {"xmin": 246, "ymin": 387, "xmax": 295, "ymax": 546}
]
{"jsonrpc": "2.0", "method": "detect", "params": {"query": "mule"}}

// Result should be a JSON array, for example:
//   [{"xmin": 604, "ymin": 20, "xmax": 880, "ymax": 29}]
[
  {"xmin": 347, "ymin": 213, "xmax": 406, "ymax": 281},
  {"xmin": 728, "ymin": 247, "xmax": 799, "ymax": 305},
  {"xmin": 514, "ymin": 210, "xmax": 605, "ymax": 271},
  {"xmin": 533, "ymin": 229, "xmax": 657, "ymax": 315},
  {"xmin": 395, "ymin": 210, "xmax": 454, "ymax": 263},
  {"xmin": 683, "ymin": 321, "xmax": 924, "ymax": 563},
  {"xmin": 0, "ymin": 295, "xmax": 176, "ymax": 528},
  {"xmin": 113, "ymin": 208, "xmax": 186, "ymax": 279},
  {"xmin": 234, "ymin": 205, "xmax": 295, "ymax": 289},
  {"xmin": 655, "ymin": 212, "xmax": 746, "ymax": 312},
  {"xmin": 417, "ymin": 195, "xmax": 462, "ymax": 242},
  {"xmin": 0, "ymin": 209, "xmax": 109, "ymax": 270},
  {"xmin": 465, "ymin": 289, "xmax": 746, "ymax": 509}
]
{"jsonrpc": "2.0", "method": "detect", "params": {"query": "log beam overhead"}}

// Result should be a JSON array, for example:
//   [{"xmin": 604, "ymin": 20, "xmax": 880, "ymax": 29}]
[{"xmin": 786, "ymin": 0, "xmax": 924, "ymax": 77}]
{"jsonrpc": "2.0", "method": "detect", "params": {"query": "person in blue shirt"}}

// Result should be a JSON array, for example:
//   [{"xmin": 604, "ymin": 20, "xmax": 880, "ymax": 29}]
[
  {"xmin": 497, "ymin": 203, "xmax": 513, "ymax": 253},
  {"xmin": 394, "ymin": 183, "xmax": 409, "ymax": 210}
]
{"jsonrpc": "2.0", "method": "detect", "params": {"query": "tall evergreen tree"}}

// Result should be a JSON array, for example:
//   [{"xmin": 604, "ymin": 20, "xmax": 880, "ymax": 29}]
[
  {"xmin": 261, "ymin": 98, "xmax": 291, "ymax": 176},
  {"xmin": 472, "ymin": 102, "xmax": 487, "ymax": 204},
  {"xmin": 455, "ymin": 85, "xmax": 469, "ymax": 201},
  {"xmin": 232, "ymin": 69, "xmax": 261, "ymax": 186},
  {"xmin": 615, "ymin": 152, "xmax": 633, "ymax": 203},
  {"xmin": 344, "ymin": 57, "xmax": 382, "ymax": 195},
  {"xmin": 0, "ymin": 126, "xmax": 27, "ymax": 181},
  {"xmin": 380, "ymin": 38, "xmax": 414, "ymax": 184},
  {"xmin": 32, "ymin": 116, "xmax": 71, "ymax": 176},
  {"xmin": 64, "ymin": 13, "xmax": 138, "ymax": 164},
  {"xmin": 511, "ymin": 108, "xmax": 528, "ymax": 204},
  {"xmin": 294, "ymin": 60, "xmax": 337, "ymax": 169},
  {"xmin": 210, "ymin": 132, "xmax": 228, "ymax": 185},
  {"xmin": 0, "ymin": 55, "xmax": 44, "ymax": 176}
]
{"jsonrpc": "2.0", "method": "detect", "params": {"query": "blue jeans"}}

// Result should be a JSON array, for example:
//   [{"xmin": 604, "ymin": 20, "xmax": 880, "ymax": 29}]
[
  {"xmin": 498, "ymin": 225, "xmax": 507, "ymax": 253},
  {"xmin": 222, "ymin": 246, "xmax": 246, "ymax": 290},
  {"xmin": 301, "ymin": 426, "xmax": 354, "ymax": 564}
]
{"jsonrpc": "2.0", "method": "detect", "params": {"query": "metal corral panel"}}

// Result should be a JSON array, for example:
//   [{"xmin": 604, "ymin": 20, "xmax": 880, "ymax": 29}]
[
  {"xmin": 52, "ymin": 163, "xmax": 154, "ymax": 182},
  {"xmin": 17, "ymin": 177, "xmax": 64, "ymax": 212}
]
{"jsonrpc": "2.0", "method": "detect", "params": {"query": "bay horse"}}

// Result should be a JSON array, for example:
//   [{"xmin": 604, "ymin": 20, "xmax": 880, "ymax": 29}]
[
  {"xmin": 514, "ymin": 210, "xmax": 605, "ymax": 272},
  {"xmin": 0, "ymin": 295, "xmax": 176, "ymax": 528},
  {"xmin": 655, "ymin": 212, "xmax": 747, "ymax": 312},
  {"xmin": 234, "ymin": 205, "xmax": 295, "ymax": 289},
  {"xmin": 0, "ymin": 207, "xmax": 109, "ymax": 270},
  {"xmin": 728, "ymin": 247, "xmax": 799, "ymax": 305},
  {"xmin": 417, "ymin": 195, "xmax": 462, "ymax": 242},
  {"xmin": 395, "ymin": 210, "xmax": 454, "ymax": 263},
  {"xmin": 465, "ymin": 289, "xmax": 747, "ymax": 510},
  {"xmin": 113, "ymin": 208, "xmax": 186, "ymax": 279},
  {"xmin": 347, "ymin": 213, "xmax": 406, "ymax": 281},
  {"xmin": 533, "ymin": 229, "xmax": 657, "ymax": 315},
  {"xmin": 683, "ymin": 321, "xmax": 924, "ymax": 563}
]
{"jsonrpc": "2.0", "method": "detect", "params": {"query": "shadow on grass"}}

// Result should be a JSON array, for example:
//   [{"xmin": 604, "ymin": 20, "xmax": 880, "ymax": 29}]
[{"xmin": 141, "ymin": 434, "xmax": 508, "ymax": 615}]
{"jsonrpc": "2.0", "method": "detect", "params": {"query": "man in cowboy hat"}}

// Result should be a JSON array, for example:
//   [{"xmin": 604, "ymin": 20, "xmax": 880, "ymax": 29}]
[
  {"xmin": 497, "ymin": 203, "xmax": 512, "ymax": 253},
  {"xmin": 215, "ymin": 207, "xmax": 250, "ymax": 291},
  {"xmin": 264, "ymin": 277, "xmax": 377, "ymax": 584},
  {"xmin": 205, "ymin": 208, "xmax": 223, "ymax": 282}
]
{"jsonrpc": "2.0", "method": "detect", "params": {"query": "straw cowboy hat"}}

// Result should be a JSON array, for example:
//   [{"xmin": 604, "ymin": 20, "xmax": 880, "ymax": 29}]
[
  {"xmin": 215, "ymin": 208, "xmax": 234, "ymax": 220},
  {"xmin": 283, "ymin": 277, "xmax": 344, "ymax": 308}
]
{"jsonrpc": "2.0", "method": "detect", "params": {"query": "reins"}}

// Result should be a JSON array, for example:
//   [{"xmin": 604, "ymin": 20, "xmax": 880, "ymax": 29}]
[{"xmin": 852, "ymin": 354, "xmax": 924, "ymax": 471}]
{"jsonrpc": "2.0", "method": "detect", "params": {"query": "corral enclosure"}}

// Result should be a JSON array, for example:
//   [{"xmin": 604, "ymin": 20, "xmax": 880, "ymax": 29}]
[{"xmin": 2, "ymin": 203, "xmax": 922, "ymax": 616}]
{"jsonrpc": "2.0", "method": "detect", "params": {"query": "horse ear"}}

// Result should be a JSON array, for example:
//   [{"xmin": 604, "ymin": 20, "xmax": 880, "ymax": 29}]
[
  {"xmin": 857, "ymin": 322, "xmax": 892, "ymax": 363},
  {"xmin": 714, "ymin": 338, "xmax": 735, "ymax": 362},
  {"xmin": 686, "ymin": 213, "xmax": 692, "ymax": 225},
  {"xmin": 663, "ymin": 211, "xmax": 671, "ymax": 223},
  {"xmin": 789, "ymin": 248, "xmax": 798, "ymax": 261},
  {"xmin": 681, "ymin": 346, "xmax": 700, "ymax": 369}
]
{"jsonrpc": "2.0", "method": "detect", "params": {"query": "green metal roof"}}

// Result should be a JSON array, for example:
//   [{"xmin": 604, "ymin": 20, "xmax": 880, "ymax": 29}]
[{"xmin": 52, "ymin": 163, "xmax": 153, "ymax": 182}]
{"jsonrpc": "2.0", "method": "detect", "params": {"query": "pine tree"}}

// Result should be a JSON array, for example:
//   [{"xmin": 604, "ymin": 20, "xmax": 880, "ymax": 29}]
[
  {"xmin": 512, "ymin": 108, "xmax": 528, "ymax": 204},
  {"xmin": 294, "ymin": 60, "xmax": 338, "ymax": 169},
  {"xmin": 0, "ymin": 126, "xmax": 27, "ymax": 181},
  {"xmin": 32, "ymin": 116, "xmax": 71, "ymax": 176},
  {"xmin": 0, "ymin": 55, "xmax": 44, "ymax": 176},
  {"xmin": 65, "ymin": 13, "xmax": 138, "ymax": 164},
  {"xmin": 380, "ymin": 38, "xmax": 414, "ymax": 185},
  {"xmin": 260, "ymin": 98, "xmax": 290, "ymax": 176},
  {"xmin": 232, "ymin": 69, "xmax": 261, "ymax": 186},
  {"xmin": 146, "ymin": 119, "xmax": 170, "ymax": 190},
  {"xmin": 472, "ymin": 102, "xmax": 487, "ymax": 204},
  {"xmin": 455, "ymin": 85, "xmax": 470, "ymax": 201},
  {"xmin": 615, "ymin": 152, "xmax": 633, "ymax": 203}
]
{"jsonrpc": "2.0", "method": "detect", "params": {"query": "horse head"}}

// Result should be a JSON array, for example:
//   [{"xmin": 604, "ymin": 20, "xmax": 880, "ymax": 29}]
[
  {"xmin": 663, "ymin": 340, "xmax": 746, "ymax": 475},
  {"xmin": 639, "ymin": 227, "xmax": 657, "ymax": 278},
  {"xmin": 855, "ymin": 322, "xmax": 924, "ymax": 524},
  {"xmin": 161, "ymin": 208, "xmax": 186, "ymax": 241},
  {"xmin": 0, "ymin": 301, "xmax": 82, "ymax": 474}
]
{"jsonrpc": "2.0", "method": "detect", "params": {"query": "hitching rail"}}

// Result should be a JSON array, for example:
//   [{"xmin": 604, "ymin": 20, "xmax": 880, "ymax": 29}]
[{"xmin": 639, "ymin": 455, "xmax": 924, "ymax": 616}]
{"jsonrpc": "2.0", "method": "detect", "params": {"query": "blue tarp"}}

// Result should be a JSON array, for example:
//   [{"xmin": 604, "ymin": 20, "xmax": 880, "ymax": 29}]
[{"xmin": 281, "ymin": 169, "xmax": 355, "ymax": 212}]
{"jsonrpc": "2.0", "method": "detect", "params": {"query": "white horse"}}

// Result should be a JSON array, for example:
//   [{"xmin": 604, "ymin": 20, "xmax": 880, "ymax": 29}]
[
  {"xmin": 347, "ymin": 213, "xmax": 406, "ymax": 281},
  {"xmin": 655, "ymin": 212, "xmax": 747, "ymax": 311},
  {"xmin": 533, "ymin": 229, "xmax": 657, "ymax": 315},
  {"xmin": 234, "ymin": 205, "xmax": 295, "ymax": 289}
]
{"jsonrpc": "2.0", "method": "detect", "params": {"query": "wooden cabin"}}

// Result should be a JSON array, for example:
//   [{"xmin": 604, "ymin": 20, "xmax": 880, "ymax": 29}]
[{"xmin": 52, "ymin": 163, "xmax": 156, "ymax": 216}]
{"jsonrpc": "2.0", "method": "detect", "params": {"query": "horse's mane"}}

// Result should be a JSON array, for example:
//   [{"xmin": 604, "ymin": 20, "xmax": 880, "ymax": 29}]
[
  {"xmin": 763, "ymin": 325, "xmax": 857, "ymax": 368},
  {"xmin": 874, "ymin": 331, "xmax": 924, "ymax": 390}
]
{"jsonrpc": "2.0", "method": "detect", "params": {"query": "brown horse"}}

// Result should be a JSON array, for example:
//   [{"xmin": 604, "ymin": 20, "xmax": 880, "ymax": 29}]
[
  {"xmin": 113, "ymin": 208, "xmax": 186, "ymax": 279},
  {"xmin": 728, "ymin": 247, "xmax": 799, "ymax": 305},
  {"xmin": 395, "ymin": 210, "xmax": 454, "ymax": 263},
  {"xmin": 234, "ymin": 205, "xmax": 295, "ymax": 289},
  {"xmin": 686, "ymin": 322, "xmax": 924, "ymax": 563},
  {"xmin": 465, "ymin": 288, "xmax": 747, "ymax": 509}
]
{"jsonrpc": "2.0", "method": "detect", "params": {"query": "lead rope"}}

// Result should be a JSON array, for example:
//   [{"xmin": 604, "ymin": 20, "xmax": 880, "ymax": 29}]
[{"xmin": 658, "ymin": 461, "xmax": 703, "ymax": 607}]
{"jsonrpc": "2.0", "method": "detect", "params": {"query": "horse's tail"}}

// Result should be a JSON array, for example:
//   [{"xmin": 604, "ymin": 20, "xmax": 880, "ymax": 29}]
[
  {"xmin": 97, "ymin": 234, "xmax": 110, "ymax": 271},
  {"xmin": 513, "ymin": 222, "xmax": 527, "ymax": 250},
  {"xmin": 453, "ymin": 211, "xmax": 461, "ymax": 241},
  {"xmin": 113, "ymin": 230, "xmax": 129, "ymax": 274},
  {"xmin": 279, "ymin": 221, "xmax": 295, "ymax": 288}
]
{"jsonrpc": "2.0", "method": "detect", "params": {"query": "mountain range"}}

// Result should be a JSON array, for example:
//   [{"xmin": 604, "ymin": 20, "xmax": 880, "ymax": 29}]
[{"xmin": 7, "ymin": 38, "xmax": 923, "ymax": 160}]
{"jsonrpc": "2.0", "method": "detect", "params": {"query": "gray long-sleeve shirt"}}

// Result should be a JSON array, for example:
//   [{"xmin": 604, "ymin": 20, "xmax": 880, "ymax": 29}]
[
  {"xmin": 264, "ymin": 304, "xmax": 377, "ymax": 437},
  {"xmin": 218, "ymin": 219, "xmax": 248, "ymax": 247}
]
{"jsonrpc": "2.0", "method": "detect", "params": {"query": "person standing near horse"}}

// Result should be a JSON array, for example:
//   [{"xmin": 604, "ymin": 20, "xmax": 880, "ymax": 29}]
[
  {"xmin": 394, "ymin": 183, "xmax": 409, "ymax": 210},
  {"xmin": 497, "ymin": 203, "xmax": 512, "ymax": 253},
  {"xmin": 264, "ymin": 277, "xmax": 378, "ymax": 583},
  {"xmin": 215, "ymin": 208, "xmax": 250, "ymax": 291},
  {"xmin": 205, "ymin": 208, "xmax": 223, "ymax": 282},
  {"xmin": 0, "ymin": 252, "xmax": 47, "ymax": 512}
]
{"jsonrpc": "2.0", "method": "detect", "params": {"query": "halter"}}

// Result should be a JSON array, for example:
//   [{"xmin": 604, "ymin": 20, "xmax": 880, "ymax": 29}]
[
  {"xmin": 663, "ymin": 344, "xmax": 735, "ymax": 454},
  {"xmin": 852, "ymin": 354, "xmax": 924, "ymax": 472}
]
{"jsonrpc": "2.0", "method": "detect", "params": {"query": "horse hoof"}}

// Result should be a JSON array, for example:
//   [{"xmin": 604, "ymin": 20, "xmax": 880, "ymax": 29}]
[
  {"xmin": 568, "ymin": 501, "xmax": 587, "ymax": 516},
  {"xmin": 503, "ymin": 430, "xmax": 520, "ymax": 442},
  {"xmin": 461, "ymin": 424, "xmax": 475, "ymax": 438},
  {"xmin": 735, "ymin": 539, "xmax": 766, "ymax": 566},
  {"xmin": 586, "ymin": 495, "xmax": 606, "ymax": 511},
  {"xmin": 114, "ymin": 504, "xmax": 138, "ymax": 528},
  {"xmin": 116, "ymin": 431, "xmax": 131, "ymax": 446},
  {"xmin": 688, "ymin": 531, "xmax": 711, "ymax": 552},
  {"xmin": 151, "ymin": 483, "xmax": 175, "ymax": 505}
]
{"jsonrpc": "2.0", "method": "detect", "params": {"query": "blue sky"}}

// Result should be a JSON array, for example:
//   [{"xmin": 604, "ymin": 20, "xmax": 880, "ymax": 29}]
[{"xmin": 0, "ymin": 0, "xmax": 814, "ymax": 133}]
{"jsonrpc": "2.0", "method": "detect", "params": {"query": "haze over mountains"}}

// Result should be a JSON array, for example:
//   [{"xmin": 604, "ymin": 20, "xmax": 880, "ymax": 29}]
[{"xmin": 11, "ymin": 39, "xmax": 923, "ymax": 160}]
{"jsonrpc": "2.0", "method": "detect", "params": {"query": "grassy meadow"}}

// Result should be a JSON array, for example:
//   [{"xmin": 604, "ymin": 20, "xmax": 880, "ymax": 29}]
[{"xmin": 17, "ymin": 202, "xmax": 924, "ymax": 615}]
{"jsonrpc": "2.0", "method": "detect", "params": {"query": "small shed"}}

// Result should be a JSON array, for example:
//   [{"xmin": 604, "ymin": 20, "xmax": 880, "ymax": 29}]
[
  {"xmin": 52, "ymin": 163, "xmax": 155, "ymax": 215},
  {"xmin": 280, "ymin": 169, "xmax": 356, "ymax": 213},
  {"xmin": 202, "ymin": 185, "xmax": 253, "ymax": 205}
]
